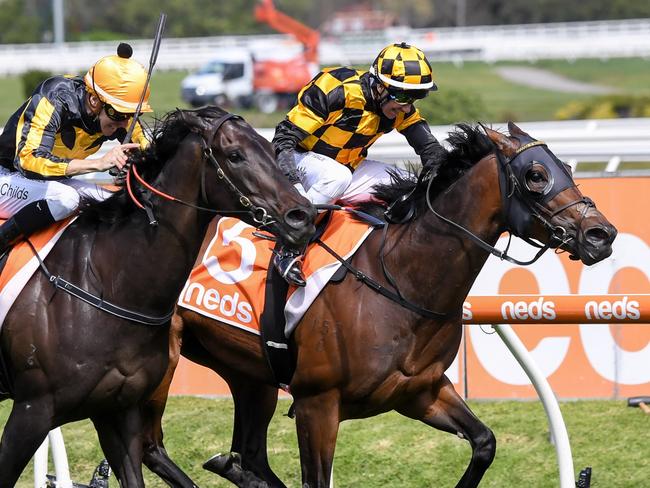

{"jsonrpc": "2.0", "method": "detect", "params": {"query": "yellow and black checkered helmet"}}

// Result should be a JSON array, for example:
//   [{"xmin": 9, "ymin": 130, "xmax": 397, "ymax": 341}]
[
  {"xmin": 84, "ymin": 43, "xmax": 152, "ymax": 114},
  {"xmin": 370, "ymin": 42, "xmax": 437, "ymax": 92}
]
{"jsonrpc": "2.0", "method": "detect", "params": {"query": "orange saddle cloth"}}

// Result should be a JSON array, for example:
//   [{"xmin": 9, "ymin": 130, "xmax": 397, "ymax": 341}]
[
  {"xmin": 0, "ymin": 218, "xmax": 75, "ymax": 327},
  {"xmin": 178, "ymin": 212, "xmax": 375, "ymax": 337}
]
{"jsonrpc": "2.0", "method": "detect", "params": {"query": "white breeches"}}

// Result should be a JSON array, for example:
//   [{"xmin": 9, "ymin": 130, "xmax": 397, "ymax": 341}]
[
  {"xmin": 0, "ymin": 167, "xmax": 115, "ymax": 220},
  {"xmin": 293, "ymin": 151, "xmax": 407, "ymax": 205}
]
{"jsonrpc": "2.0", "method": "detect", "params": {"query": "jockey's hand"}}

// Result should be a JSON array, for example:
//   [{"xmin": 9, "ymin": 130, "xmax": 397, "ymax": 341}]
[
  {"xmin": 99, "ymin": 143, "xmax": 140, "ymax": 172},
  {"xmin": 421, "ymin": 158, "xmax": 441, "ymax": 180},
  {"xmin": 276, "ymin": 150, "xmax": 300, "ymax": 184}
]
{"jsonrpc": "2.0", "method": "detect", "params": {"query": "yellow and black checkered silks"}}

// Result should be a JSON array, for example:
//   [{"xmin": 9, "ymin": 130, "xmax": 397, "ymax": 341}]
[
  {"xmin": 0, "ymin": 76, "xmax": 147, "ymax": 179},
  {"xmin": 371, "ymin": 43, "xmax": 436, "ymax": 91},
  {"xmin": 285, "ymin": 67, "xmax": 425, "ymax": 168}
]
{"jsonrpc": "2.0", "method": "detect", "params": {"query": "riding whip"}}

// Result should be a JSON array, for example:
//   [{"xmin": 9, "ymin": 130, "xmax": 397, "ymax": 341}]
[
  {"xmin": 124, "ymin": 12, "xmax": 166, "ymax": 144},
  {"xmin": 111, "ymin": 12, "xmax": 167, "ymax": 179}
]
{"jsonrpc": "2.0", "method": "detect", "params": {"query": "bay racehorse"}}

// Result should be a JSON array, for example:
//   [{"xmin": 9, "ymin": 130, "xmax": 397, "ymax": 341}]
[
  {"xmin": 142, "ymin": 122, "xmax": 617, "ymax": 487},
  {"xmin": 0, "ymin": 106, "xmax": 315, "ymax": 487}
]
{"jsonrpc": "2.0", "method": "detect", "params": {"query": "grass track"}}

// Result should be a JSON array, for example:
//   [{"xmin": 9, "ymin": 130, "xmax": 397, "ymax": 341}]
[
  {"xmin": 0, "ymin": 58, "xmax": 648, "ymax": 128},
  {"xmin": 1, "ymin": 397, "xmax": 647, "ymax": 487}
]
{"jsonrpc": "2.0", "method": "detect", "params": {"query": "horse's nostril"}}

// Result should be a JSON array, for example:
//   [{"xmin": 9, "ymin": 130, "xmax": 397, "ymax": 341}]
[
  {"xmin": 585, "ymin": 226, "xmax": 612, "ymax": 245},
  {"xmin": 285, "ymin": 207, "xmax": 312, "ymax": 228}
]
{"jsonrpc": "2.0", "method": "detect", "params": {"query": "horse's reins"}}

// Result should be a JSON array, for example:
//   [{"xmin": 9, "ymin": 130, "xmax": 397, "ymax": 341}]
[
  {"xmin": 316, "ymin": 140, "xmax": 591, "ymax": 321},
  {"xmin": 30, "ymin": 113, "xmax": 276, "ymax": 326},
  {"xmin": 424, "ymin": 140, "xmax": 589, "ymax": 266},
  {"xmin": 126, "ymin": 113, "xmax": 274, "ymax": 228}
]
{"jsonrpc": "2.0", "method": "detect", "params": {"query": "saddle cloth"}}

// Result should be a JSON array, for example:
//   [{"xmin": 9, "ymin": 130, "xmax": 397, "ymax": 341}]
[
  {"xmin": 0, "ymin": 218, "xmax": 75, "ymax": 328},
  {"xmin": 178, "ymin": 212, "xmax": 374, "ymax": 337}
]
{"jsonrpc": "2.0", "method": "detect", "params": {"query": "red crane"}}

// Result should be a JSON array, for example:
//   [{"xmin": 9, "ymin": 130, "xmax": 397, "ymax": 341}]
[{"xmin": 253, "ymin": 0, "xmax": 320, "ymax": 96}]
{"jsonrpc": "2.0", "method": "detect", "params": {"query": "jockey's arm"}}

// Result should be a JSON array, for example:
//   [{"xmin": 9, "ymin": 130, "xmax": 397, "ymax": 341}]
[
  {"xmin": 15, "ymin": 95, "xmax": 72, "ymax": 179},
  {"xmin": 272, "ymin": 119, "xmax": 310, "ymax": 183},
  {"xmin": 401, "ymin": 120, "xmax": 447, "ymax": 178},
  {"xmin": 272, "ymin": 72, "xmax": 331, "ymax": 183}
]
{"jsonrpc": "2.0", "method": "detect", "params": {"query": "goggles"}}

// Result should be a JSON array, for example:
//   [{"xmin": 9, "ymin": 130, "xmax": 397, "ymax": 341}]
[
  {"xmin": 387, "ymin": 89, "xmax": 429, "ymax": 105},
  {"xmin": 104, "ymin": 104, "xmax": 131, "ymax": 122}
]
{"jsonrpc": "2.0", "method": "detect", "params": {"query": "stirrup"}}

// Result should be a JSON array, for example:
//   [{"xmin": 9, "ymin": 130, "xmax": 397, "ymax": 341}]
[{"xmin": 274, "ymin": 252, "xmax": 306, "ymax": 287}]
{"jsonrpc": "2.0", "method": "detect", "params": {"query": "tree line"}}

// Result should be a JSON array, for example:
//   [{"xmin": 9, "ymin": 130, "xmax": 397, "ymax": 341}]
[{"xmin": 1, "ymin": 0, "xmax": 649, "ymax": 44}]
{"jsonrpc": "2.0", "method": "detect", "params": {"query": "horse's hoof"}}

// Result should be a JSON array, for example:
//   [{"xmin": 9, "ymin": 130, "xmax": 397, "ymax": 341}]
[{"xmin": 203, "ymin": 452, "xmax": 241, "ymax": 474}]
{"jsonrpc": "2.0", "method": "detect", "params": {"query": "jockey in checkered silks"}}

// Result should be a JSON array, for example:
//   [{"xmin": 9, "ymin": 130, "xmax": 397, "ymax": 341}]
[{"xmin": 272, "ymin": 42, "xmax": 446, "ymax": 286}]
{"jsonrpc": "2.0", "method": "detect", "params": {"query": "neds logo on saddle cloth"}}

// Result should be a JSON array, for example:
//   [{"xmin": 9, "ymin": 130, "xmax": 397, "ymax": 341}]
[{"xmin": 178, "ymin": 213, "xmax": 374, "ymax": 335}]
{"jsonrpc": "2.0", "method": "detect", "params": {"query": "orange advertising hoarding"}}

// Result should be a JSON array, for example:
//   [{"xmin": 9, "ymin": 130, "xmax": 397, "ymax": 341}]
[{"xmin": 170, "ymin": 177, "xmax": 650, "ymax": 399}]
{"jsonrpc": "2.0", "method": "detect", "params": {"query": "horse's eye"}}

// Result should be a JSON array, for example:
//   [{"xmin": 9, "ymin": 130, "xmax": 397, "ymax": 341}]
[
  {"xmin": 228, "ymin": 151, "xmax": 244, "ymax": 164},
  {"xmin": 525, "ymin": 163, "xmax": 552, "ymax": 195},
  {"xmin": 530, "ymin": 171, "xmax": 544, "ymax": 183}
]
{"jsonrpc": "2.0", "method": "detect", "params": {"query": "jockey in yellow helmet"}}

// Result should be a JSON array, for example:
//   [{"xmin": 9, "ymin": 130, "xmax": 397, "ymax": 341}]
[{"xmin": 0, "ymin": 43, "xmax": 151, "ymax": 256}]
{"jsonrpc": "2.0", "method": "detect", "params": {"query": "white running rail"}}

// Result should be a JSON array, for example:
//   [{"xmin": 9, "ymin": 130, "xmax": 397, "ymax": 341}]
[
  {"xmin": 0, "ymin": 18, "xmax": 648, "ymax": 74},
  {"xmin": 72, "ymin": 117, "xmax": 650, "ymax": 184}
]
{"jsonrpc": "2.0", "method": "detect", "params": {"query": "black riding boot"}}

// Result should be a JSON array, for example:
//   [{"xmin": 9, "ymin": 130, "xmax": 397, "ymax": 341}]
[
  {"xmin": 0, "ymin": 217, "xmax": 24, "ymax": 257},
  {"xmin": 274, "ymin": 246, "xmax": 306, "ymax": 287},
  {"xmin": 0, "ymin": 199, "xmax": 56, "ymax": 257}
]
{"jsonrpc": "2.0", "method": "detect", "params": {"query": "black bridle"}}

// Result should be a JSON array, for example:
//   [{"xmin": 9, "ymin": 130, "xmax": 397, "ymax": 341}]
[
  {"xmin": 424, "ymin": 139, "xmax": 593, "ymax": 266},
  {"xmin": 127, "ymin": 112, "xmax": 275, "ymax": 228},
  {"xmin": 318, "ymin": 136, "xmax": 594, "ymax": 320}
]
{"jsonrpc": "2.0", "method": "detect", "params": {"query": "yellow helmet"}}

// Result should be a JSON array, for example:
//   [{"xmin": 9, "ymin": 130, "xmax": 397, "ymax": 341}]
[
  {"xmin": 370, "ymin": 42, "xmax": 437, "ymax": 92},
  {"xmin": 84, "ymin": 43, "xmax": 152, "ymax": 114}
]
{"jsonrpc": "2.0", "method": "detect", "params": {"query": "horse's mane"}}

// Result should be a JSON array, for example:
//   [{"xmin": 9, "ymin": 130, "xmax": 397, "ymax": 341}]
[
  {"xmin": 355, "ymin": 123, "xmax": 495, "ymax": 220},
  {"xmin": 79, "ymin": 106, "xmax": 228, "ymax": 224}
]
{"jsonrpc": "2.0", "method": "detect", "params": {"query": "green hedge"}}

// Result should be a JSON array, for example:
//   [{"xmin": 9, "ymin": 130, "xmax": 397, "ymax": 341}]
[
  {"xmin": 416, "ymin": 89, "xmax": 487, "ymax": 125},
  {"xmin": 21, "ymin": 70, "xmax": 53, "ymax": 99},
  {"xmin": 556, "ymin": 95, "xmax": 650, "ymax": 119}
]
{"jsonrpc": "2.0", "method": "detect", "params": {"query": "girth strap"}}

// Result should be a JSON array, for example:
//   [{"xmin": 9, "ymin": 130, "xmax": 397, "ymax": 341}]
[{"xmin": 26, "ymin": 240, "xmax": 174, "ymax": 326}]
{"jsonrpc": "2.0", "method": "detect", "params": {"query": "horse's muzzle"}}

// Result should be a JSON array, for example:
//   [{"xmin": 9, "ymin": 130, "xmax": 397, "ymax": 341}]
[
  {"xmin": 282, "ymin": 205, "xmax": 317, "ymax": 246},
  {"xmin": 576, "ymin": 222, "xmax": 617, "ymax": 265}
]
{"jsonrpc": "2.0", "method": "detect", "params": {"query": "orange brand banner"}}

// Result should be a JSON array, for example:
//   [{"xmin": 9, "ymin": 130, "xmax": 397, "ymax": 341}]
[{"xmin": 171, "ymin": 177, "xmax": 650, "ymax": 399}]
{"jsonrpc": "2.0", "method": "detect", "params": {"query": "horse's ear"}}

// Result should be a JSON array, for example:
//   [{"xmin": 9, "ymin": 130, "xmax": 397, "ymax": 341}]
[
  {"xmin": 507, "ymin": 121, "xmax": 532, "ymax": 139},
  {"xmin": 482, "ymin": 124, "xmax": 518, "ymax": 157}
]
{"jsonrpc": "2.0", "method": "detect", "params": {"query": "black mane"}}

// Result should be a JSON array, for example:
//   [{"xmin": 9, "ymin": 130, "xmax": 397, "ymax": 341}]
[
  {"xmin": 79, "ymin": 106, "xmax": 229, "ymax": 223},
  {"xmin": 355, "ymin": 123, "xmax": 495, "ymax": 219}
]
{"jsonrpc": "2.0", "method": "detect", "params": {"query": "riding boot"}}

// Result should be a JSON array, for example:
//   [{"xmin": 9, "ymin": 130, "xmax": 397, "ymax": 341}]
[
  {"xmin": 0, "ymin": 199, "xmax": 56, "ymax": 257},
  {"xmin": 273, "ymin": 246, "xmax": 306, "ymax": 287},
  {"xmin": 0, "ymin": 217, "xmax": 24, "ymax": 257}
]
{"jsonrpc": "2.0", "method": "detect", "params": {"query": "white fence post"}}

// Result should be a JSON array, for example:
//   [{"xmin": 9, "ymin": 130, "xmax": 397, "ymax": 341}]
[
  {"xmin": 33, "ymin": 428, "xmax": 73, "ymax": 488},
  {"xmin": 492, "ymin": 324, "xmax": 576, "ymax": 488}
]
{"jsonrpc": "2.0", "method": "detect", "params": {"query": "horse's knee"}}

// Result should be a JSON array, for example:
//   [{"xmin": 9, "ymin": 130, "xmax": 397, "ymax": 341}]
[{"xmin": 472, "ymin": 426, "xmax": 496, "ymax": 467}]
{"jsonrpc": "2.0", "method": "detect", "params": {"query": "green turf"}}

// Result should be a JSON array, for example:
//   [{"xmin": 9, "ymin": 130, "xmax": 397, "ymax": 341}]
[
  {"xmin": 0, "ymin": 57, "xmax": 648, "ymax": 129},
  {"xmin": 1, "ymin": 397, "xmax": 646, "ymax": 487}
]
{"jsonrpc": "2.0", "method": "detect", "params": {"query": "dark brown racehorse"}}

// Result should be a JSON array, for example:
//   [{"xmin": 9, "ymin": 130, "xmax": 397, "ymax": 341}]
[
  {"xmin": 142, "ymin": 122, "xmax": 617, "ymax": 488},
  {"xmin": 0, "ymin": 106, "xmax": 316, "ymax": 487}
]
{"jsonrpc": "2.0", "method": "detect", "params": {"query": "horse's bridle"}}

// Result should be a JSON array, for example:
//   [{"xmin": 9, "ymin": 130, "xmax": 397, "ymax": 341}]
[
  {"xmin": 423, "ymin": 138, "xmax": 593, "ymax": 266},
  {"xmin": 127, "ymin": 112, "xmax": 275, "ymax": 228},
  {"xmin": 324, "ymin": 137, "xmax": 594, "ymax": 321}
]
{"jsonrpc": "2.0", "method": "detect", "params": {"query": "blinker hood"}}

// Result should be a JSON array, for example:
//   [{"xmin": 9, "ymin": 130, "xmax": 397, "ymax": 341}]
[{"xmin": 497, "ymin": 135, "xmax": 575, "ymax": 238}]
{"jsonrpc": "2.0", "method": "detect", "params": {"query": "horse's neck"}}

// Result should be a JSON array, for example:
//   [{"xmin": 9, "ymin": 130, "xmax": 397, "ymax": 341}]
[
  {"xmin": 94, "ymin": 139, "xmax": 212, "ymax": 310},
  {"xmin": 395, "ymin": 154, "xmax": 503, "ymax": 315}
]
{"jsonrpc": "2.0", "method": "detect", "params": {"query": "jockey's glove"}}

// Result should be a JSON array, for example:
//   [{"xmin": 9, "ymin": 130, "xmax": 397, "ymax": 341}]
[
  {"xmin": 277, "ymin": 149, "xmax": 301, "ymax": 184},
  {"xmin": 421, "ymin": 157, "xmax": 442, "ymax": 180}
]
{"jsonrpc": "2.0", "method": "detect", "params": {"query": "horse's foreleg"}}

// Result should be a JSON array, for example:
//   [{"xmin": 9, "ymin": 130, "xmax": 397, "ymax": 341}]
[
  {"xmin": 294, "ymin": 391, "xmax": 340, "ymax": 488},
  {"xmin": 0, "ymin": 400, "xmax": 52, "ymax": 487},
  {"xmin": 397, "ymin": 375, "xmax": 496, "ymax": 488},
  {"xmin": 92, "ymin": 407, "xmax": 147, "ymax": 488},
  {"xmin": 204, "ymin": 376, "xmax": 286, "ymax": 488},
  {"xmin": 141, "ymin": 314, "xmax": 198, "ymax": 487}
]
